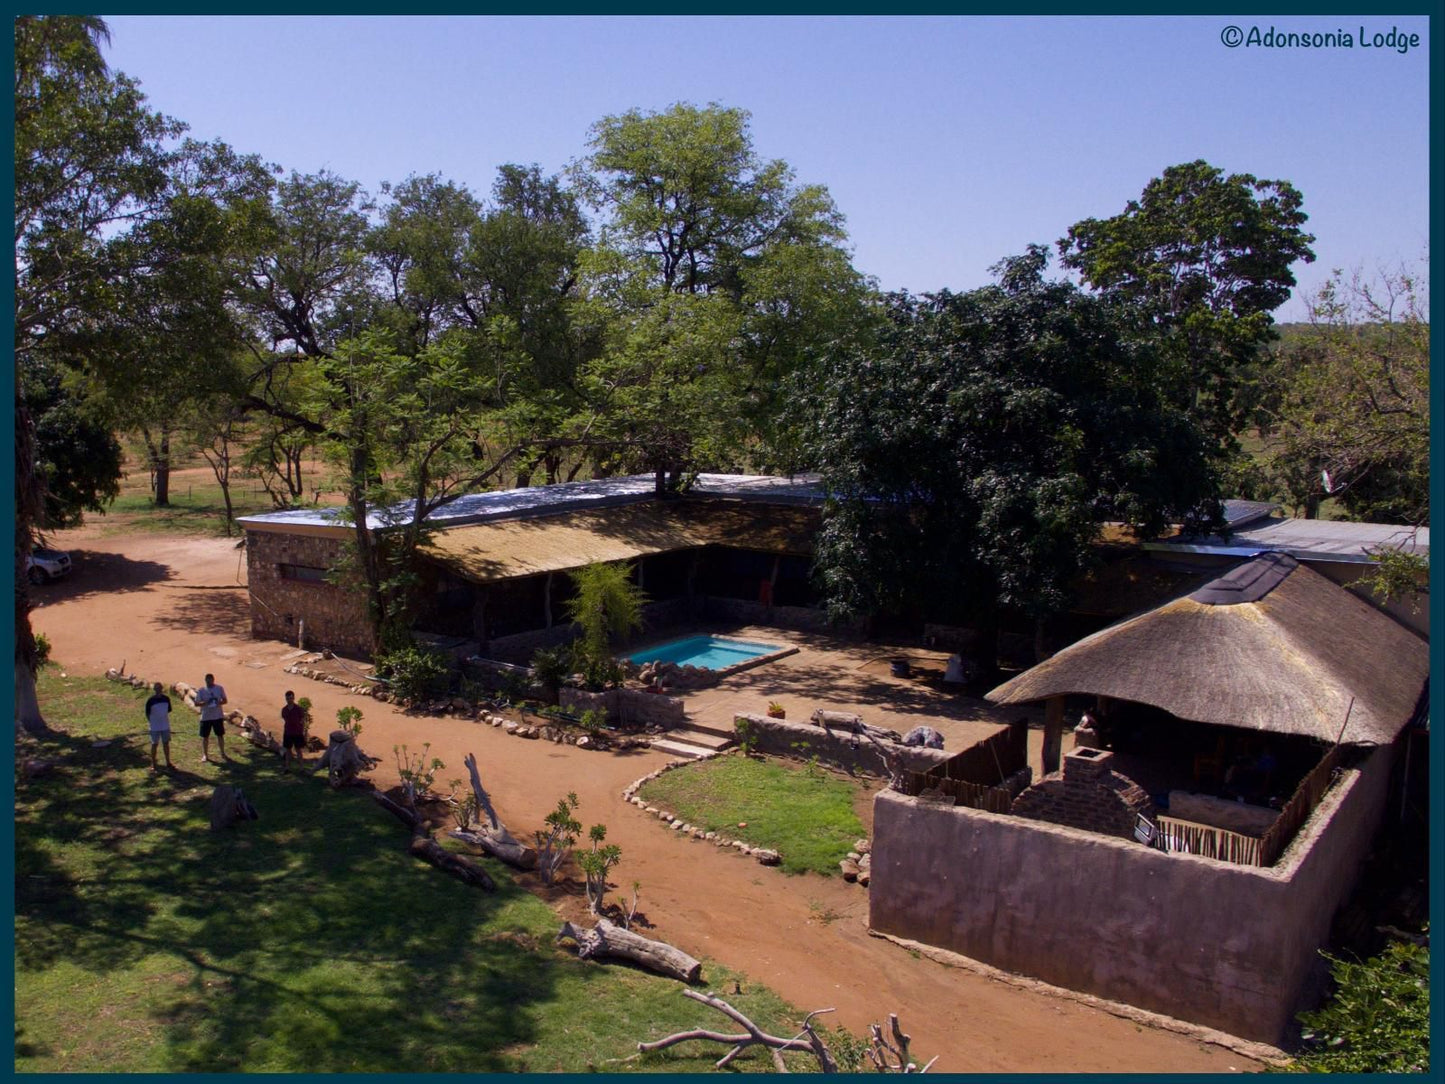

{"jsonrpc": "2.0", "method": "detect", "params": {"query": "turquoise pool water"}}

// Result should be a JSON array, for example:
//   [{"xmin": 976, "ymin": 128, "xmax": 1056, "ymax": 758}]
[{"xmin": 625, "ymin": 635, "xmax": 783, "ymax": 670}]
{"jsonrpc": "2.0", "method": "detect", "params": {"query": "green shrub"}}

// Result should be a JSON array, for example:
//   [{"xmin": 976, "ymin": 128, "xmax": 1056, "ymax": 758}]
[
  {"xmin": 33, "ymin": 632, "xmax": 51, "ymax": 668},
  {"xmin": 1287, "ymin": 935, "xmax": 1429, "ymax": 1073},
  {"xmin": 377, "ymin": 645, "xmax": 451, "ymax": 704},
  {"xmin": 335, "ymin": 705, "xmax": 363, "ymax": 737},
  {"xmin": 530, "ymin": 645, "xmax": 573, "ymax": 700}
]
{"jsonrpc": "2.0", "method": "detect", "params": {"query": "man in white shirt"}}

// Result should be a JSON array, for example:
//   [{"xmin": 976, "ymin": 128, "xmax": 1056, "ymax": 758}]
[{"xmin": 197, "ymin": 673, "xmax": 229, "ymax": 763}]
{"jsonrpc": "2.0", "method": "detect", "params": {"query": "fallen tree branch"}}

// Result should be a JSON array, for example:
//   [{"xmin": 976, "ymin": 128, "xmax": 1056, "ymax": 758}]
[
  {"xmin": 636, "ymin": 989, "xmax": 933, "ymax": 1073},
  {"xmin": 456, "ymin": 752, "xmax": 538, "ymax": 869},
  {"xmin": 638, "ymin": 989, "xmax": 815, "ymax": 1072},
  {"xmin": 558, "ymin": 917, "xmax": 702, "ymax": 983},
  {"xmin": 409, "ymin": 835, "xmax": 495, "ymax": 891}
]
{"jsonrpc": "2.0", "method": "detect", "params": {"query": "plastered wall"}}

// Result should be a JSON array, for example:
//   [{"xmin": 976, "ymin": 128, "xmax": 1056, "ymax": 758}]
[{"xmin": 868, "ymin": 744, "xmax": 1395, "ymax": 1043}]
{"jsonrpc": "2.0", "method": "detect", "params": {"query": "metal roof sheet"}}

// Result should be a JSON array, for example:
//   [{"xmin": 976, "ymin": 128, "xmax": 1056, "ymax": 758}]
[
  {"xmin": 236, "ymin": 472, "xmax": 827, "ymax": 533},
  {"xmin": 1149, "ymin": 517, "xmax": 1428, "ymax": 564}
]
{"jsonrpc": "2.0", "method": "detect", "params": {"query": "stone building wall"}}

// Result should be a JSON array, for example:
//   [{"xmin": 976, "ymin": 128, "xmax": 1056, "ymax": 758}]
[
  {"xmin": 245, "ymin": 530, "xmax": 374, "ymax": 659},
  {"xmin": 1010, "ymin": 747, "xmax": 1155, "ymax": 838}
]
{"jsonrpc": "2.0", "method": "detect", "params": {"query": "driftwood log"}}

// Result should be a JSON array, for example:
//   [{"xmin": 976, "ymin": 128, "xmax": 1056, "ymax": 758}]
[
  {"xmin": 638, "ymin": 990, "xmax": 936, "ymax": 1073},
  {"xmin": 370, "ymin": 790, "xmax": 495, "ymax": 891},
  {"xmin": 637, "ymin": 989, "xmax": 834, "ymax": 1072},
  {"xmin": 409, "ymin": 835, "xmax": 495, "ymax": 890},
  {"xmin": 450, "ymin": 752, "xmax": 538, "ymax": 869},
  {"xmin": 316, "ymin": 729, "xmax": 371, "ymax": 787},
  {"xmin": 810, "ymin": 709, "xmax": 902, "ymax": 743},
  {"xmin": 557, "ymin": 917, "xmax": 702, "ymax": 983}
]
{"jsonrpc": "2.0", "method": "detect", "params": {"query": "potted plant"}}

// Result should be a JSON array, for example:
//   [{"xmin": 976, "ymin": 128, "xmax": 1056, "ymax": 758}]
[{"xmin": 766, "ymin": 701, "xmax": 786, "ymax": 719}]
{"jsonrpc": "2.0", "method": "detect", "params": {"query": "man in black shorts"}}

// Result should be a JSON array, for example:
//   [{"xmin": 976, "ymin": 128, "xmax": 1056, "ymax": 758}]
[
  {"xmin": 280, "ymin": 690, "xmax": 307, "ymax": 770},
  {"xmin": 197, "ymin": 672, "xmax": 228, "ymax": 763}
]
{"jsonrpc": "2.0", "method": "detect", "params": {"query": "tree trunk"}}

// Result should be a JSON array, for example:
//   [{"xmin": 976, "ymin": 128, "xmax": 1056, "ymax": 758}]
[
  {"xmin": 409, "ymin": 835, "xmax": 496, "ymax": 890},
  {"xmin": 145, "ymin": 426, "xmax": 172, "ymax": 507},
  {"xmin": 15, "ymin": 388, "xmax": 47, "ymax": 736},
  {"xmin": 15, "ymin": 658, "xmax": 46, "ymax": 736},
  {"xmin": 557, "ymin": 918, "xmax": 702, "ymax": 983}
]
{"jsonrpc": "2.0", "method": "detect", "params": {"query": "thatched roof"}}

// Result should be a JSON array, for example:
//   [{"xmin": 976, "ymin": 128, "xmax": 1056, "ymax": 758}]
[
  {"xmin": 420, "ymin": 500, "xmax": 818, "ymax": 585},
  {"xmin": 987, "ymin": 553, "xmax": 1428, "ymax": 746}
]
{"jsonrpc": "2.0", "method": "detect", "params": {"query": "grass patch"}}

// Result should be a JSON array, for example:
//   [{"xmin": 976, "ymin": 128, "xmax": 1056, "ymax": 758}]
[
  {"xmin": 636, "ymin": 755, "xmax": 866, "ymax": 876},
  {"xmin": 16, "ymin": 667, "xmax": 813, "ymax": 1073}
]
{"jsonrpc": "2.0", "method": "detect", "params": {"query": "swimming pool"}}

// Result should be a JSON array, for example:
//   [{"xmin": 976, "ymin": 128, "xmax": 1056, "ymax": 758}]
[{"xmin": 624, "ymin": 635, "xmax": 788, "ymax": 671}]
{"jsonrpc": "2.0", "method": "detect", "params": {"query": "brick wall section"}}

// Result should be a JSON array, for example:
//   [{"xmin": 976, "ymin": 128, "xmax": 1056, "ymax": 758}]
[
  {"xmin": 1010, "ymin": 748, "xmax": 1155, "ymax": 839},
  {"xmin": 734, "ymin": 713, "xmax": 953, "ymax": 776},
  {"xmin": 246, "ymin": 530, "xmax": 375, "ymax": 658}
]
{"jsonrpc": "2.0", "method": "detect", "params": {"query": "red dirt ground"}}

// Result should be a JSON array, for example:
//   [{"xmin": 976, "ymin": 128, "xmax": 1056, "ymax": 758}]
[{"xmin": 29, "ymin": 500, "xmax": 1265, "ymax": 1073}]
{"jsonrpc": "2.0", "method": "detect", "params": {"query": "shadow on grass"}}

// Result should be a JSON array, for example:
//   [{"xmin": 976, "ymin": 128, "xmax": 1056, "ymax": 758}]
[{"xmin": 16, "ymin": 714, "xmax": 562, "ymax": 1072}]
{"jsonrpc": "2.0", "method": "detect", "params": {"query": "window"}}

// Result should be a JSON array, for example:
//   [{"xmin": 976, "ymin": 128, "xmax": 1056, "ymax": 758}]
[{"xmin": 279, "ymin": 563, "xmax": 328, "ymax": 584}]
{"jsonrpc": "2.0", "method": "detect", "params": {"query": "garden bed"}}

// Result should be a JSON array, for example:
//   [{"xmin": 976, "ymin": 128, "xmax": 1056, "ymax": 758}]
[{"xmin": 633, "ymin": 753, "xmax": 874, "ymax": 876}]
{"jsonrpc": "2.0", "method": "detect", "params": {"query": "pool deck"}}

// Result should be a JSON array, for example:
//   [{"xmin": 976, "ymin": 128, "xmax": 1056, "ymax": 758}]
[{"xmin": 648, "ymin": 623, "xmax": 1066, "ymax": 776}]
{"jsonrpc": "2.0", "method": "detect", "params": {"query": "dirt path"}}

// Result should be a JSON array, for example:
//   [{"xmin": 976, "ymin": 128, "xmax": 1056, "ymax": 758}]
[{"xmin": 29, "ymin": 523, "xmax": 1262, "ymax": 1073}]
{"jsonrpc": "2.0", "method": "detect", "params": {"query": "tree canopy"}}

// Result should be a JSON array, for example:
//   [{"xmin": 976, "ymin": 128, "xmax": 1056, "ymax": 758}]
[
  {"xmin": 1258, "ymin": 263, "xmax": 1428, "ymax": 524},
  {"xmin": 1058, "ymin": 159, "xmax": 1317, "ymax": 452},
  {"xmin": 807, "ymin": 246, "xmax": 1222, "ymax": 645}
]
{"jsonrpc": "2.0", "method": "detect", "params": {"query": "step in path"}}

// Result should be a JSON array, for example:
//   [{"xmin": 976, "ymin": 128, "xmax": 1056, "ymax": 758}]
[{"xmin": 649, "ymin": 721, "xmax": 736, "ymax": 759}]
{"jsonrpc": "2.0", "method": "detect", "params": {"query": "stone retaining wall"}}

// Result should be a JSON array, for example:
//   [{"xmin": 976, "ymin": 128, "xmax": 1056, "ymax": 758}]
[
  {"xmin": 733, "ymin": 713, "xmax": 953, "ymax": 776},
  {"xmin": 560, "ymin": 686, "xmax": 688, "ymax": 727}
]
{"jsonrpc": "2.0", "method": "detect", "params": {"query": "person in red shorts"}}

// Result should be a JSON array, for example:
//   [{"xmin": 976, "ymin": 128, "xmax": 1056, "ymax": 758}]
[{"xmin": 280, "ymin": 690, "xmax": 308, "ymax": 770}]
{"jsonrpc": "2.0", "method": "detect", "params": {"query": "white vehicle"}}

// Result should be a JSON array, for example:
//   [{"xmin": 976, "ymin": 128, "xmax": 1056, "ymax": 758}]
[{"xmin": 26, "ymin": 547, "xmax": 71, "ymax": 585}]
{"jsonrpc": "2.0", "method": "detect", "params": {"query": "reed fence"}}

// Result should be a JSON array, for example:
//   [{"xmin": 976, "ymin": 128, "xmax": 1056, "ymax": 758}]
[{"xmin": 1150, "ymin": 744, "xmax": 1343, "ymax": 867}]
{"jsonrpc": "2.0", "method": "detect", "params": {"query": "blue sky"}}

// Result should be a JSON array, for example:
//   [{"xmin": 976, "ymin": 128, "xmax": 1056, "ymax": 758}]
[{"xmin": 101, "ymin": 15, "xmax": 1430, "ymax": 319}]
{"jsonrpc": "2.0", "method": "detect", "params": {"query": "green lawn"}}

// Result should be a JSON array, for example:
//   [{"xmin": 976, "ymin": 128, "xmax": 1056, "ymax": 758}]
[
  {"xmin": 15, "ymin": 668, "xmax": 811, "ymax": 1073},
  {"xmin": 636, "ymin": 755, "xmax": 868, "ymax": 876}
]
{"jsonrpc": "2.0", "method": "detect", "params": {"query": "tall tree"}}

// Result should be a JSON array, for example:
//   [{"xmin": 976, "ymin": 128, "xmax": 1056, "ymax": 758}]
[
  {"xmin": 1259, "ymin": 263, "xmax": 1429, "ymax": 523},
  {"xmin": 575, "ymin": 102, "xmax": 868, "ymax": 493},
  {"xmin": 808, "ymin": 247, "xmax": 1222, "ymax": 661},
  {"xmin": 1058, "ymin": 160, "xmax": 1316, "ymax": 454},
  {"xmin": 14, "ymin": 15, "xmax": 176, "ymax": 731}
]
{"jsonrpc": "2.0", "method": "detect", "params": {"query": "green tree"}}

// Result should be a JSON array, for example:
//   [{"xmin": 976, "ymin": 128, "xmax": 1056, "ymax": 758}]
[
  {"xmin": 564, "ymin": 561, "xmax": 648, "ymax": 689},
  {"xmin": 1058, "ymin": 160, "xmax": 1316, "ymax": 453},
  {"xmin": 1259, "ymin": 264, "xmax": 1428, "ymax": 523},
  {"xmin": 575, "ymin": 102, "xmax": 868, "ymax": 493},
  {"xmin": 15, "ymin": 15, "xmax": 178, "ymax": 731},
  {"xmin": 808, "ymin": 247, "xmax": 1222, "ymax": 663},
  {"xmin": 22, "ymin": 358, "xmax": 124, "ymax": 530}
]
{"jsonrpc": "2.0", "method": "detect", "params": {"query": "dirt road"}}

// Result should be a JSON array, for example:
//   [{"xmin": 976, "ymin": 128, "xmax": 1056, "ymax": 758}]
[{"xmin": 29, "ymin": 519, "xmax": 1263, "ymax": 1073}]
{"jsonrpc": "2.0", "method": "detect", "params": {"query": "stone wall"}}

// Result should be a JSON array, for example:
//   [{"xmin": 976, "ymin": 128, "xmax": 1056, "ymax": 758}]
[
  {"xmin": 560, "ymin": 686, "xmax": 688, "ymax": 727},
  {"xmin": 868, "ymin": 743, "xmax": 1397, "ymax": 1044},
  {"xmin": 1010, "ymin": 747, "xmax": 1155, "ymax": 839},
  {"xmin": 245, "ymin": 530, "xmax": 374, "ymax": 659},
  {"xmin": 733, "ymin": 713, "xmax": 953, "ymax": 776},
  {"xmin": 702, "ymin": 598, "xmax": 865, "ymax": 635}
]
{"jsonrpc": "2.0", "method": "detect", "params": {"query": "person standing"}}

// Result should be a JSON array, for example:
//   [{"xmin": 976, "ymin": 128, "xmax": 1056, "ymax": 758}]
[
  {"xmin": 197, "ymin": 673, "xmax": 229, "ymax": 763},
  {"xmin": 280, "ymin": 690, "xmax": 307, "ymax": 770},
  {"xmin": 144, "ymin": 681, "xmax": 174, "ymax": 771}
]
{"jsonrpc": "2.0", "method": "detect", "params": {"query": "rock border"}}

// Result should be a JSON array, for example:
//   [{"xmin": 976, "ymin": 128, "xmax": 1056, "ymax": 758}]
[{"xmin": 619, "ymin": 750, "xmax": 781, "ymax": 867}]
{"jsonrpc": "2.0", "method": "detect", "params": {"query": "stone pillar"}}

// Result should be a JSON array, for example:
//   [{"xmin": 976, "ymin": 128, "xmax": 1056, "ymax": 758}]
[{"xmin": 1043, "ymin": 696, "xmax": 1065, "ymax": 776}]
